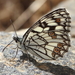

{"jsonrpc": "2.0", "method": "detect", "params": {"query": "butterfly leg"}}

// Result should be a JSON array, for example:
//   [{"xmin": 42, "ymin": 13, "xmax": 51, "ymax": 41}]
[{"xmin": 7, "ymin": 45, "xmax": 19, "ymax": 63}]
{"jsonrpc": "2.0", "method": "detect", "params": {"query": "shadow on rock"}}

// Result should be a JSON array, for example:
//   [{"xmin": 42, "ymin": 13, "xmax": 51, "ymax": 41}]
[{"xmin": 20, "ymin": 53, "xmax": 75, "ymax": 75}]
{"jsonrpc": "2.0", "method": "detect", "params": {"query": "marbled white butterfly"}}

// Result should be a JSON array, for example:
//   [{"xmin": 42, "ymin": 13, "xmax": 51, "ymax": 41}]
[{"xmin": 9, "ymin": 8, "xmax": 71, "ymax": 60}]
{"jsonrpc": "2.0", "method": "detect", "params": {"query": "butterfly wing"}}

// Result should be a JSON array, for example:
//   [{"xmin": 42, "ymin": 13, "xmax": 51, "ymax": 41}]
[{"xmin": 22, "ymin": 8, "xmax": 71, "ymax": 60}]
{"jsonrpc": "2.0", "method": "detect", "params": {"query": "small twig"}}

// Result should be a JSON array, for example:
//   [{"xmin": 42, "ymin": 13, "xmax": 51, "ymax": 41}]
[{"xmin": 5, "ymin": 0, "xmax": 46, "ymax": 32}]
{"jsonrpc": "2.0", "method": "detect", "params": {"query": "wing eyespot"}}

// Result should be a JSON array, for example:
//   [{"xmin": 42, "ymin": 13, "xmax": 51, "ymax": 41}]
[
  {"xmin": 55, "ymin": 18, "xmax": 61, "ymax": 23},
  {"xmin": 52, "ymin": 47, "xmax": 62, "ymax": 58}
]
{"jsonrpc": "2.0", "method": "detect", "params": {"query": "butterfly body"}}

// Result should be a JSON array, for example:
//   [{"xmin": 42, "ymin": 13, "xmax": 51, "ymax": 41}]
[
  {"xmin": 13, "ymin": 37, "xmax": 27, "ymax": 53},
  {"xmin": 13, "ymin": 8, "xmax": 71, "ymax": 60}
]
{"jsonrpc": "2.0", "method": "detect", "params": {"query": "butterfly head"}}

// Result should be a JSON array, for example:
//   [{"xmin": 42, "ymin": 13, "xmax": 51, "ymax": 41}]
[{"xmin": 13, "ymin": 36, "xmax": 22, "ymax": 43}]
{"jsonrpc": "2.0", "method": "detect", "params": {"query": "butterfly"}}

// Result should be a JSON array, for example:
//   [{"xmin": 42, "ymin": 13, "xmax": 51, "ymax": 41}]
[{"xmin": 12, "ymin": 8, "xmax": 71, "ymax": 60}]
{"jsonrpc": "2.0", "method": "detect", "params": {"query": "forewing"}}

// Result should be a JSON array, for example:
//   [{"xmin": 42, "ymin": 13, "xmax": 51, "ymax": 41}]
[{"xmin": 22, "ymin": 8, "xmax": 71, "ymax": 60}]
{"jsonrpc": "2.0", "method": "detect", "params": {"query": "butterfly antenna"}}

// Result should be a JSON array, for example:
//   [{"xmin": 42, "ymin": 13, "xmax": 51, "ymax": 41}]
[
  {"xmin": 2, "ymin": 20, "xmax": 18, "ymax": 52},
  {"xmin": 10, "ymin": 19, "xmax": 18, "ymax": 37},
  {"xmin": 2, "ymin": 40, "xmax": 14, "ymax": 52}
]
